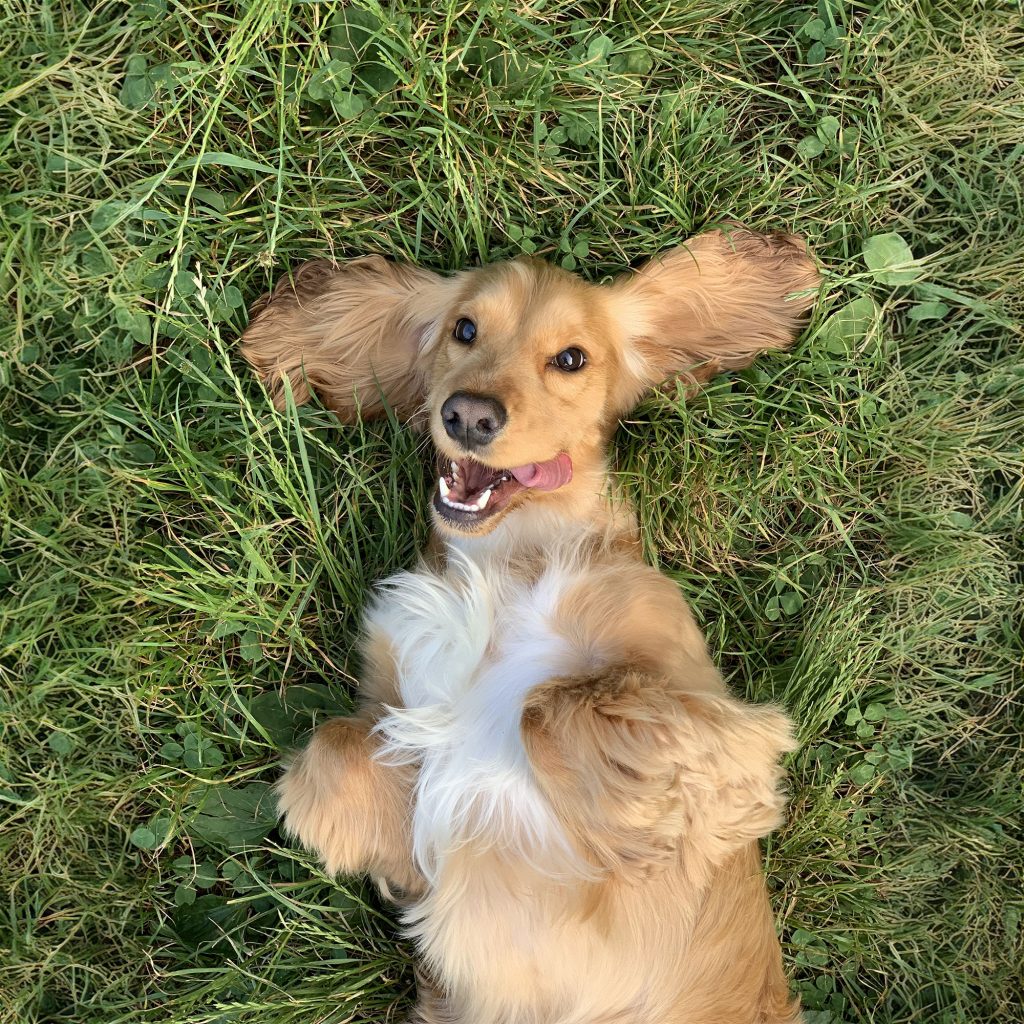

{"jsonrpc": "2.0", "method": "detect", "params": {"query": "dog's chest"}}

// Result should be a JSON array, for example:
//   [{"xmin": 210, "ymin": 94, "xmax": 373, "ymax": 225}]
[{"xmin": 367, "ymin": 551, "xmax": 592, "ymax": 876}]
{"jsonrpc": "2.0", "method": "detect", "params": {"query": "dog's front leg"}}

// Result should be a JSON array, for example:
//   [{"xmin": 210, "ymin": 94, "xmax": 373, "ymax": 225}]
[
  {"xmin": 278, "ymin": 715, "xmax": 422, "ymax": 894},
  {"xmin": 520, "ymin": 671, "xmax": 683, "ymax": 878},
  {"xmin": 521, "ymin": 670, "xmax": 794, "ymax": 877}
]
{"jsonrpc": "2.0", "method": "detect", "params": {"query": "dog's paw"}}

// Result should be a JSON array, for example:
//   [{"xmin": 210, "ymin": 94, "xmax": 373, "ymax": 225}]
[
  {"xmin": 277, "ymin": 717, "xmax": 374, "ymax": 875},
  {"xmin": 521, "ymin": 672, "xmax": 673, "ymax": 748}
]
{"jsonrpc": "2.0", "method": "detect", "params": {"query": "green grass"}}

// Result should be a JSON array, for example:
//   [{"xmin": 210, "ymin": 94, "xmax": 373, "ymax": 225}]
[{"xmin": 1, "ymin": 0, "xmax": 1022, "ymax": 1021}]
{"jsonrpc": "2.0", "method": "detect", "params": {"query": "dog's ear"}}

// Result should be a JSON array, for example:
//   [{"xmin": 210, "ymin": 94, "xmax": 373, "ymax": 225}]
[
  {"xmin": 607, "ymin": 227, "xmax": 819, "ymax": 412},
  {"xmin": 240, "ymin": 256, "xmax": 458, "ymax": 423}
]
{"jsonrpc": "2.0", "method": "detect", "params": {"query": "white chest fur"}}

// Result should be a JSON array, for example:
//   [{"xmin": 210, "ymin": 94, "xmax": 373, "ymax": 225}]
[{"xmin": 368, "ymin": 547, "xmax": 593, "ymax": 880}]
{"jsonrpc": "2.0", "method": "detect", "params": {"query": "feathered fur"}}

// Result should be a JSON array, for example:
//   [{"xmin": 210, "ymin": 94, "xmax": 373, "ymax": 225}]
[{"xmin": 242, "ymin": 226, "xmax": 820, "ymax": 1024}]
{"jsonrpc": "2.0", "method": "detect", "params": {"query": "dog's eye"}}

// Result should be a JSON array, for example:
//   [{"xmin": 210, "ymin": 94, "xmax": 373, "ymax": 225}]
[
  {"xmin": 453, "ymin": 318, "xmax": 477, "ymax": 344},
  {"xmin": 553, "ymin": 347, "xmax": 586, "ymax": 372}
]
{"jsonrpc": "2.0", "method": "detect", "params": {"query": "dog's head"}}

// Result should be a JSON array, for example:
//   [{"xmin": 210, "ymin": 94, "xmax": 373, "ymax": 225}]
[{"xmin": 241, "ymin": 228, "xmax": 819, "ymax": 537}]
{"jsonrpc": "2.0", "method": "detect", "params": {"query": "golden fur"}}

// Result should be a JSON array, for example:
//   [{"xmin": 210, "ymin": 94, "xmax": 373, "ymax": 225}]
[{"xmin": 243, "ymin": 226, "xmax": 819, "ymax": 1024}]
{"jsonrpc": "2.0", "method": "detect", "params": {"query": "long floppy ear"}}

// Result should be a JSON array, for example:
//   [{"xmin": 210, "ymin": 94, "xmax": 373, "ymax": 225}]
[
  {"xmin": 608, "ymin": 226, "xmax": 820, "ymax": 411},
  {"xmin": 240, "ymin": 256, "xmax": 458, "ymax": 422},
  {"xmin": 522, "ymin": 673, "xmax": 796, "ymax": 879}
]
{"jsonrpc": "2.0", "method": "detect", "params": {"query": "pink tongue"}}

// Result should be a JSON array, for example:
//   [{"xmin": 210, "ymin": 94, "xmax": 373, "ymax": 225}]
[{"xmin": 510, "ymin": 453, "xmax": 573, "ymax": 491}]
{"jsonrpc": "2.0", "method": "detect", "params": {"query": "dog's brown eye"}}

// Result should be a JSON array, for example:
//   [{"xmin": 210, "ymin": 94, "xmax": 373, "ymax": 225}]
[
  {"xmin": 553, "ymin": 347, "xmax": 586, "ymax": 372},
  {"xmin": 453, "ymin": 318, "xmax": 476, "ymax": 344}
]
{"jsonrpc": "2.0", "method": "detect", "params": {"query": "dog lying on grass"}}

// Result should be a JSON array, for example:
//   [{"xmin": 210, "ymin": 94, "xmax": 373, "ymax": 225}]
[{"xmin": 241, "ymin": 226, "xmax": 818, "ymax": 1024}]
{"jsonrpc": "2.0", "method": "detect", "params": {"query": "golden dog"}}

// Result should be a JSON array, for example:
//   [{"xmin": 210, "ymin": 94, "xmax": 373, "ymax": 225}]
[{"xmin": 241, "ymin": 226, "xmax": 819, "ymax": 1024}]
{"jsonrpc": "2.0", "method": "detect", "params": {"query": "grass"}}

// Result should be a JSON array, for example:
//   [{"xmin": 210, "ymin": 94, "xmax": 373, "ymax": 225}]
[{"xmin": 1, "ymin": 0, "xmax": 1022, "ymax": 1021}]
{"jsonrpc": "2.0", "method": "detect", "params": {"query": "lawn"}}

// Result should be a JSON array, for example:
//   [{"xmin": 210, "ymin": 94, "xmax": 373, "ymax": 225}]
[{"xmin": 1, "ymin": 0, "xmax": 1022, "ymax": 1021}]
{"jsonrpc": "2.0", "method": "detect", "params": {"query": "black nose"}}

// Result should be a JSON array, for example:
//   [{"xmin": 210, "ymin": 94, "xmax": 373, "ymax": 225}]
[{"xmin": 441, "ymin": 391, "xmax": 507, "ymax": 449}]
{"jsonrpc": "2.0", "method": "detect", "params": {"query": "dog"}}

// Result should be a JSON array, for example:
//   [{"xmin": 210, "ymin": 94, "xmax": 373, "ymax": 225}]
[{"xmin": 240, "ymin": 226, "xmax": 819, "ymax": 1024}]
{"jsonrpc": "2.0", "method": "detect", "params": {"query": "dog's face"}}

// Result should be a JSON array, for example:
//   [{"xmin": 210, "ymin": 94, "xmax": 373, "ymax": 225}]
[
  {"xmin": 423, "ymin": 261, "xmax": 626, "ymax": 535},
  {"xmin": 241, "ymin": 228, "xmax": 820, "ymax": 538}
]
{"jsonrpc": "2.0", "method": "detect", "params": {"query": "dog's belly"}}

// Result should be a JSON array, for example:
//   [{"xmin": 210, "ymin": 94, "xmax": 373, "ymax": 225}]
[
  {"xmin": 405, "ymin": 853, "xmax": 646, "ymax": 1021},
  {"xmin": 360, "ymin": 550, "xmax": 723, "ymax": 1021},
  {"xmin": 368, "ymin": 549, "xmax": 596, "ymax": 879}
]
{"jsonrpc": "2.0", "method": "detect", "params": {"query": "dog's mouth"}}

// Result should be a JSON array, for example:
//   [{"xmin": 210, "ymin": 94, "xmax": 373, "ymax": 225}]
[{"xmin": 432, "ymin": 452, "xmax": 573, "ymax": 529}]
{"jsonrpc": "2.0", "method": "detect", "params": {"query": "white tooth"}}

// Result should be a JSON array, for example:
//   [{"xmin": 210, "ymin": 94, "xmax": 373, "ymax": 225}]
[
  {"xmin": 477, "ymin": 488, "xmax": 492, "ymax": 507},
  {"xmin": 451, "ymin": 461, "xmax": 458, "ymax": 475},
  {"xmin": 439, "ymin": 490, "xmax": 485, "ymax": 514},
  {"xmin": 439, "ymin": 477, "xmax": 450, "ymax": 497}
]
